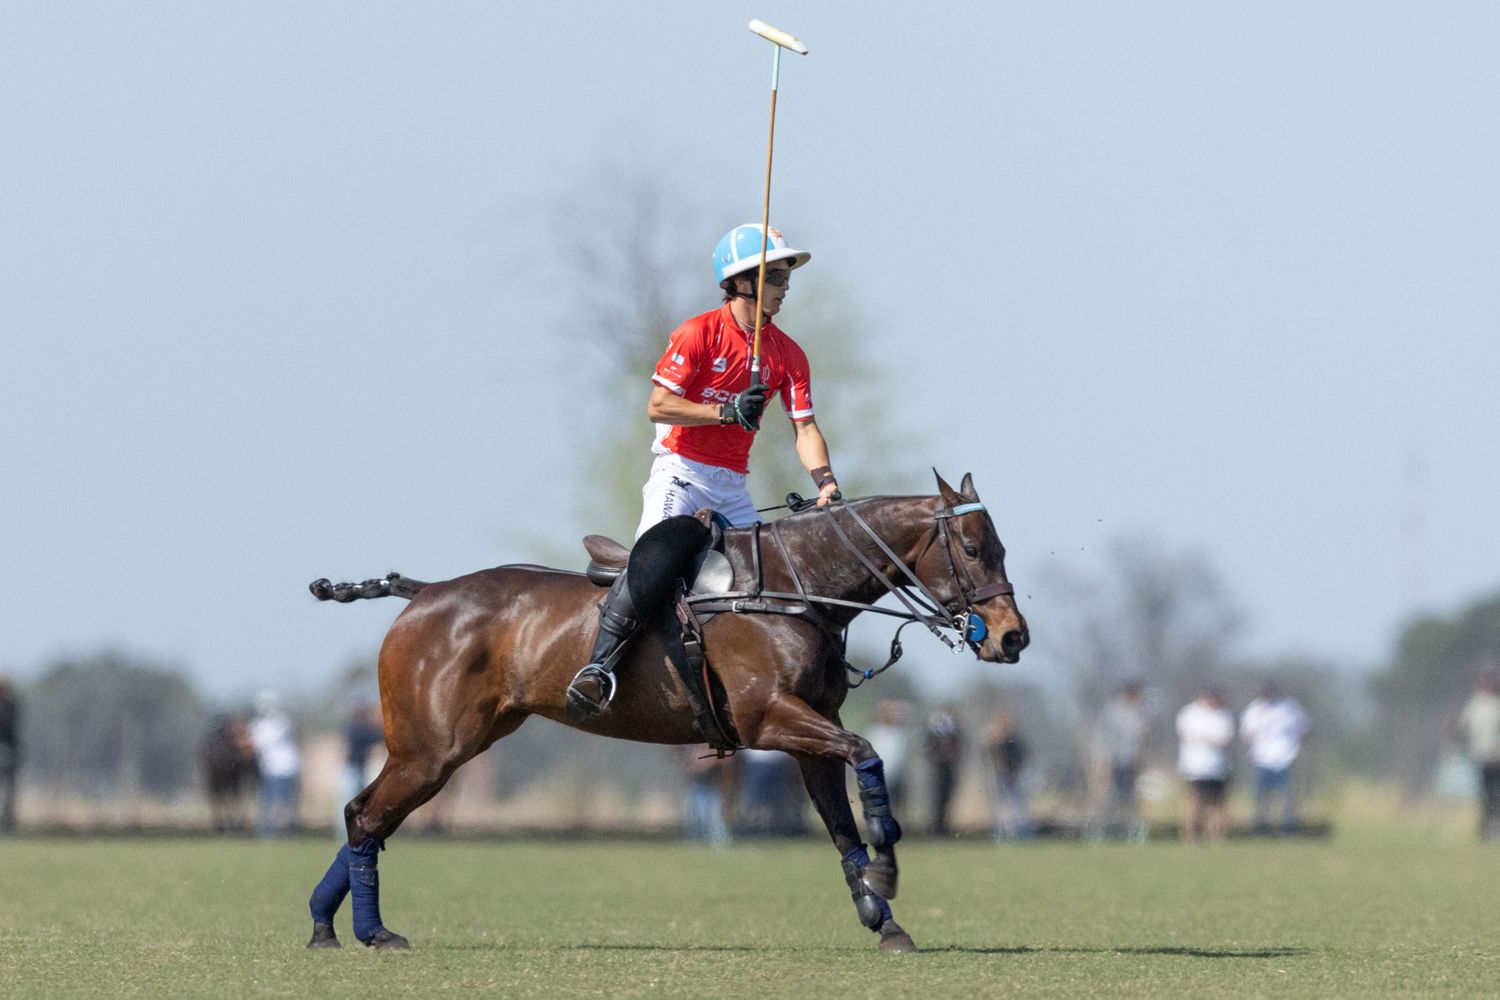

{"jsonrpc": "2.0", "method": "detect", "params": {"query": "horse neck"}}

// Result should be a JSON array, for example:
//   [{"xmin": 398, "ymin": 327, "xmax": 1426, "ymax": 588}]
[{"xmin": 742, "ymin": 496, "xmax": 940, "ymax": 626}]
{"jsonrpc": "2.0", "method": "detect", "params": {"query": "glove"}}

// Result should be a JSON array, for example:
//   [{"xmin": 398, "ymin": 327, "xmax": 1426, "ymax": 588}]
[{"xmin": 720, "ymin": 382, "xmax": 769, "ymax": 431}]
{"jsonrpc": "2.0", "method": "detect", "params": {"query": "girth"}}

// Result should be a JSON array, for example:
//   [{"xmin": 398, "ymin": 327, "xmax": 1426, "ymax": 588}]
[{"xmin": 667, "ymin": 590, "xmax": 740, "ymax": 754}]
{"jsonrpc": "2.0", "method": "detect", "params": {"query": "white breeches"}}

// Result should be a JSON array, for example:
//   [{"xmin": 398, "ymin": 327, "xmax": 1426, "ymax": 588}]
[{"xmin": 637, "ymin": 452, "xmax": 763, "ymax": 539}]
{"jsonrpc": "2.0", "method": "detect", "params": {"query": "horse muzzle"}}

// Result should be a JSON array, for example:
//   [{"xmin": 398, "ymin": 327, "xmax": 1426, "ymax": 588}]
[{"xmin": 975, "ymin": 615, "xmax": 1029, "ymax": 664}]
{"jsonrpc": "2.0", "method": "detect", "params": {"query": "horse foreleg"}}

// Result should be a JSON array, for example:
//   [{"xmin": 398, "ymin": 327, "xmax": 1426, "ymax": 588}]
[{"xmin": 756, "ymin": 696, "xmax": 915, "ymax": 954}]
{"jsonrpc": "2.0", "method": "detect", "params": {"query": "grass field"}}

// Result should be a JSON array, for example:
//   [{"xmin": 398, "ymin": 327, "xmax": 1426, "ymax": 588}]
[{"xmin": 2, "ymin": 831, "xmax": 1497, "ymax": 998}]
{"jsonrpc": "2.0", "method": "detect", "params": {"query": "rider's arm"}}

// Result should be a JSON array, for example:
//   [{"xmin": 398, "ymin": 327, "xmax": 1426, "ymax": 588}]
[
  {"xmin": 647, "ymin": 385, "xmax": 724, "ymax": 426},
  {"xmin": 793, "ymin": 417, "xmax": 841, "ymax": 505}
]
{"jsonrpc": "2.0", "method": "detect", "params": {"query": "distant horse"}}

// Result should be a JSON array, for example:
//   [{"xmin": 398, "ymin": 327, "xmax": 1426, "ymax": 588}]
[
  {"xmin": 303, "ymin": 472, "xmax": 1029, "ymax": 953},
  {"xmin": 202, "ymin": 714, "xmax": 258, "ymax": 834}
]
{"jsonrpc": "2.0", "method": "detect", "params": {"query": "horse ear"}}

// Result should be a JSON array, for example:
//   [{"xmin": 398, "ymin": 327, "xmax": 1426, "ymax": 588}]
[
  {"xmin": 959, "ymin": 472, "xmax": 977, "ymax": 500},
  {"xmin": 933, "ymin": 468, "xmax": 960, "ymax": 503}
]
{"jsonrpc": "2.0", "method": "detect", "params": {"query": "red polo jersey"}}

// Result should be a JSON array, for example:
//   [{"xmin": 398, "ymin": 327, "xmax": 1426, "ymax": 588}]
[{"xmin": 650, "ymin": 304, "xmax": 814, "ymax": 474}]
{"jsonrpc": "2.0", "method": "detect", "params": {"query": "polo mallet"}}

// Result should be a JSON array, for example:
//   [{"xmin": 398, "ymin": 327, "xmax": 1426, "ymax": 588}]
[{"xmin": 746, "ymin": 19, "xmax": 808, "ymax": 384}]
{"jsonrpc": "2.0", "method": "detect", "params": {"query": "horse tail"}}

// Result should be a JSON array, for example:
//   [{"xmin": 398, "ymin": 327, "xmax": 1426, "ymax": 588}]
[{"xmin": 308, "ymin": 572, "xmax": 429, "ymax": 603}]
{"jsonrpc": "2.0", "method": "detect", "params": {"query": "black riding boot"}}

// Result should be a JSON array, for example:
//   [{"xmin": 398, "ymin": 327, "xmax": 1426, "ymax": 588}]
[{"xmin": 566, "ymin": 571, "xmax": 638, "ymax": 722}]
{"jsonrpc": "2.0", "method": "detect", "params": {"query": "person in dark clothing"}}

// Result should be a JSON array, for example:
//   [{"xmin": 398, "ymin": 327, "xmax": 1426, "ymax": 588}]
[
  {"xmin": 984, "ymin": 710, "xmax": 1033, "ymax": 840},
  {"xmin": 0, "ymin": 677, "xmax": 19, "ymax": 833},
  {"xmin": 336, "ymin": 702, "xmax": 385, "ymax": 837},
  {"xmin": 925, "ymin": 708, "xmax": 965, "ymax": 836}
]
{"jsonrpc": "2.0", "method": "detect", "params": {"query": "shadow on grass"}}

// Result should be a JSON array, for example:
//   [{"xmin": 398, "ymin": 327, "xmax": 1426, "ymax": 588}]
[
  {"xmin": 424, "ymin": 943, "xmax": 772, "ymax": 953},
  {"xmin": 427, "ymin": 943, "xmax": 1306, "ymax": 959},
  {"xmin": 928, "ymin": 945, "xmax": 1307, "ymax": 959}
]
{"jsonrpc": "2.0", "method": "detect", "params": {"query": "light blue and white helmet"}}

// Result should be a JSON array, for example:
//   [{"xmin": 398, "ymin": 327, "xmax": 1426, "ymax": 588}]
[{"xmin": 713, "ymin": 224, "xmax": 811, "ymax": 284}]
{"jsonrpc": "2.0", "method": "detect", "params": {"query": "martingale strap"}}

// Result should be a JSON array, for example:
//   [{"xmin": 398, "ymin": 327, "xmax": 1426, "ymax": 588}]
[{"xmin": 670, "ymin": 590, "xmax": 740, "ymax": 754}]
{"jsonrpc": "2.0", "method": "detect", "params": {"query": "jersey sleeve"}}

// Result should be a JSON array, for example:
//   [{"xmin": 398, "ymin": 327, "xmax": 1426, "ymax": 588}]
[
  {"xmin": 778, "ymin": 337, "xmax": 815, "ymax": 421},
  {"xmin": 652, "ymin": 320, "xmax": 706, "ymax": 396}
]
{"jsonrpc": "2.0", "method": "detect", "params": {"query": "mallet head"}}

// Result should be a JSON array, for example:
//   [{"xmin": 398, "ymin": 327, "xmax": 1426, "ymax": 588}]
[{"xmin": 748, "ymin": 19, "xmax": 808, "ymax": 55}]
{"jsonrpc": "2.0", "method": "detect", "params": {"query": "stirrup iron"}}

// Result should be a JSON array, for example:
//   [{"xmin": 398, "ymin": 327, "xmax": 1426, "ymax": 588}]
[{"xmin": 565, "ymin": 664, "xmax": 617, "ymax": 722}]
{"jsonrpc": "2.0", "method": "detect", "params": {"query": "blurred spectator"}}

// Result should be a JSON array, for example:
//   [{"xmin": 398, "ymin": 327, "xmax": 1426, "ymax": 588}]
[
  {"xmin": 1240, "ymin": 682, "xmax": 1311, "ymax": 835},
  {"xmin": 1093, "ymin": 681, "xmax": 1148, "ymax": 841},
  {"xmin": 924, "ymin": 707, "xmax": 964, "ymax": 836},
  {"xmin": 865, "ymin": 699, "xmax": 912, "ymax": 815},
  {"xmin": 336, "ymin": 701, "xmax": 384, "ymax": 837},
  {"xmin": 735, "ymin": 748, "xmax": 805, "ymax": 836},
  {"xmin": 983, "ymin": 710, "xmax": 1032, "ymax": 840},
  {"xmin": 1458, "ymin": 670, "xmax": 1500, "ymax": 840},
  {"xmin": 249, "ymin": 690, "xmax": 302, "ymax": 838},
  {"xmin": 0, "ymin": 677, "xmax": 19, "ymax": 834},
  {"xmin": 1176, "ymin": 688, "xmax": 1234, "ymax": 843},
  {"xmin": 679, "ymin": 747, "xmax": 731, "ymax": 847},
  {"xmin": 202, "ymin": 712, "xmax": 258, "ymax": 833}
]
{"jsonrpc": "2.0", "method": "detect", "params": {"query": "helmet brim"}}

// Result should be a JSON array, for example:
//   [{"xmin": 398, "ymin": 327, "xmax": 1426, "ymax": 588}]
[{"xmin": 719, "ymin": 248, "xmax": 811, "ymax": 281}]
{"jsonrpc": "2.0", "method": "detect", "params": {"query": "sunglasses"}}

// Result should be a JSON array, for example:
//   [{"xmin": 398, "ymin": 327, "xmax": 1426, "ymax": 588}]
[{"xmin": 758, "ymin": 268, "xmax": 792, "ymax": 287}]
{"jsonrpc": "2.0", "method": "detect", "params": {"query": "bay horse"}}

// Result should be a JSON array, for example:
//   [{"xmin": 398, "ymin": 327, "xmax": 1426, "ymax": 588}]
[{"xmin": 303, "ymin": 471, "xmax": 1028, "ymax": 953}]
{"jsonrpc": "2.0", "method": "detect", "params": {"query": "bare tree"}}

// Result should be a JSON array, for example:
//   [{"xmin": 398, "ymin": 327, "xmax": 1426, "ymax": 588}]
[
  {"xmin": 1041, "ymin": 534, "xmax": 1244, "ymax": 726},
  {"xmin": 526, "ymin": 158, "xmax": 920, "ymax": 540}
]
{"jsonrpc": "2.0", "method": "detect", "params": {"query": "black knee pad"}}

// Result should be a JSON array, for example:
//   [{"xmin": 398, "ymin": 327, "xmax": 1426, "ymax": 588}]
[{"xmin": 626, "ymin": 515, "xmax": 712, "ymax": 611}]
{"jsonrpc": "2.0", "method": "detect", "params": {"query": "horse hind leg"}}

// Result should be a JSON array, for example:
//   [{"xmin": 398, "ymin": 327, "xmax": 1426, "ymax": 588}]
[{"xmin": 305, "ymin": 710, "xmax": 530, "ymax": 950}]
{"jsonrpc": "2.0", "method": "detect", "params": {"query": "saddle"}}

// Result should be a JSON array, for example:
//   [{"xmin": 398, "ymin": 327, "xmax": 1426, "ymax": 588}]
[
  {"xmin": 582, "ymin": 509, "xmax": 734, "ymax": 595},
  {"xmin": 581, "ymin": 510, "xmax": 739, "ymax": 753}
]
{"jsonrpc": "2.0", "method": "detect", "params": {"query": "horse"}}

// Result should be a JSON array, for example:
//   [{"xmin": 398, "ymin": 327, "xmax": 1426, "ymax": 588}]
[{"xmin": 302, "ymin": 471, "xmax": 1029, "ymax": 953}]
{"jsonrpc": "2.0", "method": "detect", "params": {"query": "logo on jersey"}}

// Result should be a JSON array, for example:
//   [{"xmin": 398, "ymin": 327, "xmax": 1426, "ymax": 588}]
[
  {"xmin": 699, "ymin": 387, "xmax": 733, "ymax": 403},
  {"xmin": 711, "ymin": 357, "xmax": 728, "ymax": 372},
  {"xmin": 671, "ymin": 353, "xmax": 685, "ymax": 365}
]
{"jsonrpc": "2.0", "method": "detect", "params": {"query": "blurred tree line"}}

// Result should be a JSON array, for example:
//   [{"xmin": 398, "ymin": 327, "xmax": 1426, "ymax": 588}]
[
  {"xmin": 1367, "ymin": 592, "xmax": 1500, "ymax": 798},
  {"xmin": 22, "ymin": 653, "xmax": 204, "ymax": 798},
  {"xmin": 6, "ymin": 568, "xmax": 1498, "ymax": 810},
  {"xmin": 8, "ymin": 161, "xmax": 1496, "ymax": 816}
]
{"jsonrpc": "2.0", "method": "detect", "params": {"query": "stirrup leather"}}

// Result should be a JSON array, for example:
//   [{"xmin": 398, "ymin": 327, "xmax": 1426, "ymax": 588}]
[{"xmin": 565, "ymin": 664, "xmax": 617, "ymax": 721}]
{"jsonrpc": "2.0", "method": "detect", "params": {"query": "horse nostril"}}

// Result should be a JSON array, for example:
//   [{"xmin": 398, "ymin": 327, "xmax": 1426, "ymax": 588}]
[{"xmin": 1001, "ymin": 630, "xmax": 1025, "ymax": 657}]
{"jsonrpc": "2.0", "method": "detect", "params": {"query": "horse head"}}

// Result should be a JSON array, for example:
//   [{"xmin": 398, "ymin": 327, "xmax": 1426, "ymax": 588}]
[{"xmin": 917, "ymin": 471, "xmax": 1031, "ymax": 664}]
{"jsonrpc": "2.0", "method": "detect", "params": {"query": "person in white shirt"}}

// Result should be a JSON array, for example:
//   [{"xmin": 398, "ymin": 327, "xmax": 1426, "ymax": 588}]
[
  {"xmin": 1176, "ymin": 688, "xmax": 1234, "ymax": 842},
  {"xmin": 249, "ymin": 690, "xmax": 302, "ymax": 838},
  {"xmin": 1094, "ymin": 681, "xmax": 1149, "ymax": 840},
  {"xmin": 1240, "ymin": 682, "xmax": 1311, "ymax": 835},
  {"xmin": 865, "ymin": 700, "xmax": 912, "ymax": 816},
  {"xmin": 1458, "ymin": 670, "xmax": 1500, "ymax": 840}
]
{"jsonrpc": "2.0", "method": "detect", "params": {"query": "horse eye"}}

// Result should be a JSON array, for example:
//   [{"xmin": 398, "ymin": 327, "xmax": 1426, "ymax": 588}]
[{"xmin": 963, "ymin": 544, "xmax": 978, "ymax": 558}]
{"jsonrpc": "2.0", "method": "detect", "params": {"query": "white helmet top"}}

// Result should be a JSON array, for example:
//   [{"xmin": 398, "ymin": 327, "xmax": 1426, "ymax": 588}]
[{"xmin": 713, "ymin": 224, "xmax": 811, "ymax": 283}]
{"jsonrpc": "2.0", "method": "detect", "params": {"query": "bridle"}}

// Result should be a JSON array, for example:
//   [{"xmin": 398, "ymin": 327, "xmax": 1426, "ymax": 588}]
[
  {"xmin": 686, "ymin": 496, "xmax": 1016, "ymax": 683},
  {"xmin": 822, "ymin": 499, "xmax": 1014, "ymax": 652}
]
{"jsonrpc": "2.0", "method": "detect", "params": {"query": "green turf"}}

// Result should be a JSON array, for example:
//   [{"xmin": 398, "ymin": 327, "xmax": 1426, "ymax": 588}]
[{"xmin": 2, "ymin": 833, "xmax": 1497, "ymax": 998}]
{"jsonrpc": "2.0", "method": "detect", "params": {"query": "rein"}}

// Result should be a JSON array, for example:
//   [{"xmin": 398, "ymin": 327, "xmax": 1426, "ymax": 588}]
[{"xmin": 686, "ymin": 495, "xmax": 1013, "ymax": 687}]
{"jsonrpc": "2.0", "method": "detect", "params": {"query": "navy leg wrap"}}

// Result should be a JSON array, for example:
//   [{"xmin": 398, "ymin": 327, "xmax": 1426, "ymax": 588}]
[
  {"xmin": 855, "ymin": 758, "xmax": 903, "ymax": 849},
  {"xmin": 308, "ymin": 843, "xmax": 352, "ymax": 924},
  {"xmin": 348, "ymin": 838, "xmax": 387, "ymax": 942},
  {"xmin": 840, "ymin": 845, "xmax": 894, "ymax": 930}
]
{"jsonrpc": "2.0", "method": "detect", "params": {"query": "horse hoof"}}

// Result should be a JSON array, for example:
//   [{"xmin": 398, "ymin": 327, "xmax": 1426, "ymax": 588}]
[
  {"xmin": 865, "ymin": 854, "xmax": 899, "ymax": 900},
  {"xmin": 877, "ymin": 920, "xmax": 918, "ymax": 954},
  {"xmin": 306, "ymin": 922, "xmax": 340, "ymax": 949},
  {"xmin": 363, "ymin": 929, "xmax": 411, "ymax": 951}
]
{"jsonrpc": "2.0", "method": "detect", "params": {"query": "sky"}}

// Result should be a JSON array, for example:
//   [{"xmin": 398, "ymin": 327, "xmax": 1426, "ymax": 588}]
[{"xmin": 4, "ymin": 2, "xmax": 1498, "ymax": 703}]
